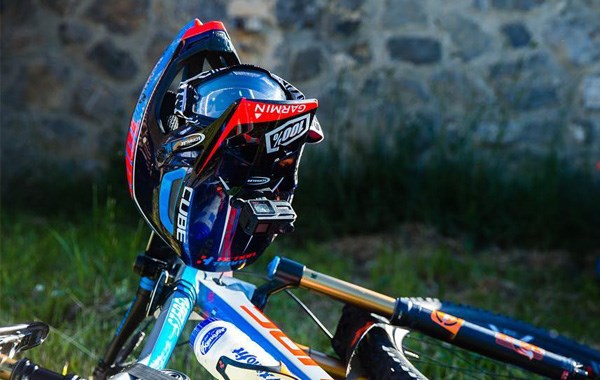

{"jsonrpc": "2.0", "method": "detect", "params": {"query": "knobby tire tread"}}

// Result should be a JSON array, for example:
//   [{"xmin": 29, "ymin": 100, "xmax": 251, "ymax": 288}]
[{"xmin": 357, "ymin": 326, "xmax": 427, "ymax": 380}]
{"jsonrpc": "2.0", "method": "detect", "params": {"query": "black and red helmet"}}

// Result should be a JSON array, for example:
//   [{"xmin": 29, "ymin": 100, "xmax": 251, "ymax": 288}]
[{"xmin": 126, "ymin": 19, "xmax": 323, "ymax": 271}]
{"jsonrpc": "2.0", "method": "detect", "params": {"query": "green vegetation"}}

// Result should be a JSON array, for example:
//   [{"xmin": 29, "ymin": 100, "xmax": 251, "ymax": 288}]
[
  {"xmin": 294, "ymin": 122, "xmax": 600, "ymax": 252},
  {"xmin": 1, "ymin": 119, "xmax": 599, "ymax": 377},
  {"xmin": 1, "ymin": 200, "xmax": 598, "ymax": 378},
  {"xmin": 6, "ymin": 119, "xmax": 600, "ymax": 254}
]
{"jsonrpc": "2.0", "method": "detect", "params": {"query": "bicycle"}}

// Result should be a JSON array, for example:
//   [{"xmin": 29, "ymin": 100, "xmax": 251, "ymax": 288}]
[
  {"xmin": 85, "ymin": 233, "xmax": 597, "ymax": 379},
  {"xmin": 6, "ymin": 17, "xmax": 599, "ymax": 379},
  {"xmin": 0, "ymin": 322, "xmax": 80, "ymax": 379},
  {"xmin": 3, "ymin": 244, "xmax": 599, "ymax": 379}
]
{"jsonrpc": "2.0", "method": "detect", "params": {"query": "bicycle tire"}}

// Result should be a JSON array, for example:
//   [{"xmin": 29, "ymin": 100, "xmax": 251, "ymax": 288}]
[
  {"xmin": 392, "ymin": 298, "xmax": 600, "ymax": 379},
  {"xmin": 356, "ymin": 325, "xmax": 427, "ymax": 380},
  {"xmin": 437, "ymin": 299, "xmax": 600, "ymax": 377},
  {"xmin": 354, "ymin": 321, "xmax": 548, "ymax": 379},
  {"xmin": 355, "ymin": 322, "xmax": 546, "ymax": 379}
]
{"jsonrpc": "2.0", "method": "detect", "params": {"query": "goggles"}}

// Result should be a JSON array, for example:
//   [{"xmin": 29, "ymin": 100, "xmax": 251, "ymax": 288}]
[{"xmin": 176, "ymin": 66, "xmax": 289, "ymax": 121}]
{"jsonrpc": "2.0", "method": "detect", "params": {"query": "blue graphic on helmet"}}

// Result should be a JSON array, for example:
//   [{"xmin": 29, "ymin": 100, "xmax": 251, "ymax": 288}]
[{"xmin": 159, "ymin": 168, "xmax": 187, "ymax": 234}]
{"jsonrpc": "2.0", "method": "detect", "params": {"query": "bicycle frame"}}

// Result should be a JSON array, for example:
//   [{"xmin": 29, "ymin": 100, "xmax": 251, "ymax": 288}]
[
  {"xmin": 133, "ymin": 265, "xmax": 333, "ymax": 379},
  {"xmin": 97, "ymin": 254, "xmax": 592, "ymax": 380}
]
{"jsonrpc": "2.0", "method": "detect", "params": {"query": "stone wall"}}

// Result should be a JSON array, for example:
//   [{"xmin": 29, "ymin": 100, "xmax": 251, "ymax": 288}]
[{"xmin": 2, "ymin": 0, "xmax": 599, "ymax": 193}]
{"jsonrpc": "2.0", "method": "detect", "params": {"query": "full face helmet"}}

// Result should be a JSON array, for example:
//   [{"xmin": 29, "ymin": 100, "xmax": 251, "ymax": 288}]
[{"xmin": 126, "ymin": 19, "xmax": 323, "ymax": 272}]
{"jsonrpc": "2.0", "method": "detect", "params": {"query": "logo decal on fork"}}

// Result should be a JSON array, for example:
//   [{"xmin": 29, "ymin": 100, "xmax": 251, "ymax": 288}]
[
  {"xmin": 495, "ymin": 333, "xmax": 546, "ymax": 361},
  {"xmin": 431, "ymin": 310, "xmax": 465, "ymax": 336}
]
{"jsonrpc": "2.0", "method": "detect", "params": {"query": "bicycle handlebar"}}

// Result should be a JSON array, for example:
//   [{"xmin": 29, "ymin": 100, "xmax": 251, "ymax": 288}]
[
  {"xmin": 2, "ymin": 356, "xmax": 183, "ymax": 380},
  {"xmin": 1, "ymin": 357, "xmax": 80, "ymax": 380}
]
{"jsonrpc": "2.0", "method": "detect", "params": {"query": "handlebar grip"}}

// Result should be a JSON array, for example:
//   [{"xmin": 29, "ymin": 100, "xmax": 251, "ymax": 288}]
[{"xmin": 11, "ymin": 358, "xmax": 80, "ymax": 380}]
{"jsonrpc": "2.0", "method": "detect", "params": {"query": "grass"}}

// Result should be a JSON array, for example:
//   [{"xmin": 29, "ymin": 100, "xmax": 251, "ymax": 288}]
[
  {"xmin": 0, "ymin": 197, "xmax": 147, "ymax": 371},
  {"xmin": 293, "ymin": 121, "xmax": 600, "ymax": 253},
  {"xmin": 1, "ymin": 199, "xmax": 599, "ymax": 378},
  {"xmin": 6, "ymin": 118, "xmax": 600, "ymax": 255},
  {"xmin": 1, "ymin": 119, "xmax": 599, "ymax": 378}
]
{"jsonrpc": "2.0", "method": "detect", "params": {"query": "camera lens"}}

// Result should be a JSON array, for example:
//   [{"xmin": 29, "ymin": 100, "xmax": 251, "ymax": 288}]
[{"xmin": 251, "ymin": 200, "xmax": 275, "ymax": 215}]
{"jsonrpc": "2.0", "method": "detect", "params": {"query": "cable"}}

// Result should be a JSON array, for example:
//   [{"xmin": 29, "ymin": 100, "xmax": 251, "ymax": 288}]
[
  {"xmin": 283, "ymin": 289, "xmax": 333, "ymax": 340},
  {"xmin": 237, "ymin": 271, "xmax": 334, "ymax": 339}
]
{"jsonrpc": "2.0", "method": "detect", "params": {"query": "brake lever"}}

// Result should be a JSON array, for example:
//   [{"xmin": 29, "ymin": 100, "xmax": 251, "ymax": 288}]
[{"xmin": 0, "ymin": 322, "xmax": 49, "ymax": 357}]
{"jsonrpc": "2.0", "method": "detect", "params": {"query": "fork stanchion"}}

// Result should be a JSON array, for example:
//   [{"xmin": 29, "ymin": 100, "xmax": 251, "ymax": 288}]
[
  {"xmin": 299, "ymin": 267, "xmax": 396, "ymax": 317},
  {"xmin": 270, "ymin": 256, "xmax": 396, "ymax": 317},
  {"xmin": 271, "ymin": 257, "xmax": 590, "ymax": 379}
]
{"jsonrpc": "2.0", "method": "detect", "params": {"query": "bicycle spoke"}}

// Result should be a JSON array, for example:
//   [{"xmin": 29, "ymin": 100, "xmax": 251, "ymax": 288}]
[
  {"xmin": 402, "ymin": 333, "xmax": 543, "ymax": 379},
  {"xmin": 406, "ymin": 335, "xmax": 483, "ymax": 372},
  {"xmin": 414, "ymin": 337, "xmax": 489, "ymax": 375}
]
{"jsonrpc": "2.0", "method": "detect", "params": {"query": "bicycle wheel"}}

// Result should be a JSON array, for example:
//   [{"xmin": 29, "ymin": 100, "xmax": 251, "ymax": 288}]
[
  {"xmin": 399, "ymin": 329, "xmax": 550, "ymax": 379},
  {"xmin": 436, "ymin": 299, "xmax": 600, "ymax": 377},
  {"xmin": 356, "ymin": 322, "xmax": 549, "ymax": 379},
  {"xmin": 378, "ymin": 298, "xmax": 600, "ymax": 379},
  {"xmin": 348, "ymin": 298, "xmax": 598, "ymax": 379}
]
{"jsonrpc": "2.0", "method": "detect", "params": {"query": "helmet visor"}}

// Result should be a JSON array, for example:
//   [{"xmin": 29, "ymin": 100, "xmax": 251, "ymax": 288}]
[{"xmin": 193, "ymin": 69, "xmax": 287, "ymax": 118}]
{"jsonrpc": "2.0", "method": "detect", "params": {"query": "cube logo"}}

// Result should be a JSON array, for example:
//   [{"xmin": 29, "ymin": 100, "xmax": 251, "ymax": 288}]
[{"xmin": 265, "ymin": 114, "xmax": 311, "ymax": 154}]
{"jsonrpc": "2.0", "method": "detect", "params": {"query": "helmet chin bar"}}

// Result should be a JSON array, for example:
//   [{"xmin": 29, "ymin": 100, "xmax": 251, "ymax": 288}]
[{"xmin": 233, "ymin": 197, "xmax": 297, "ymax": 236}]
